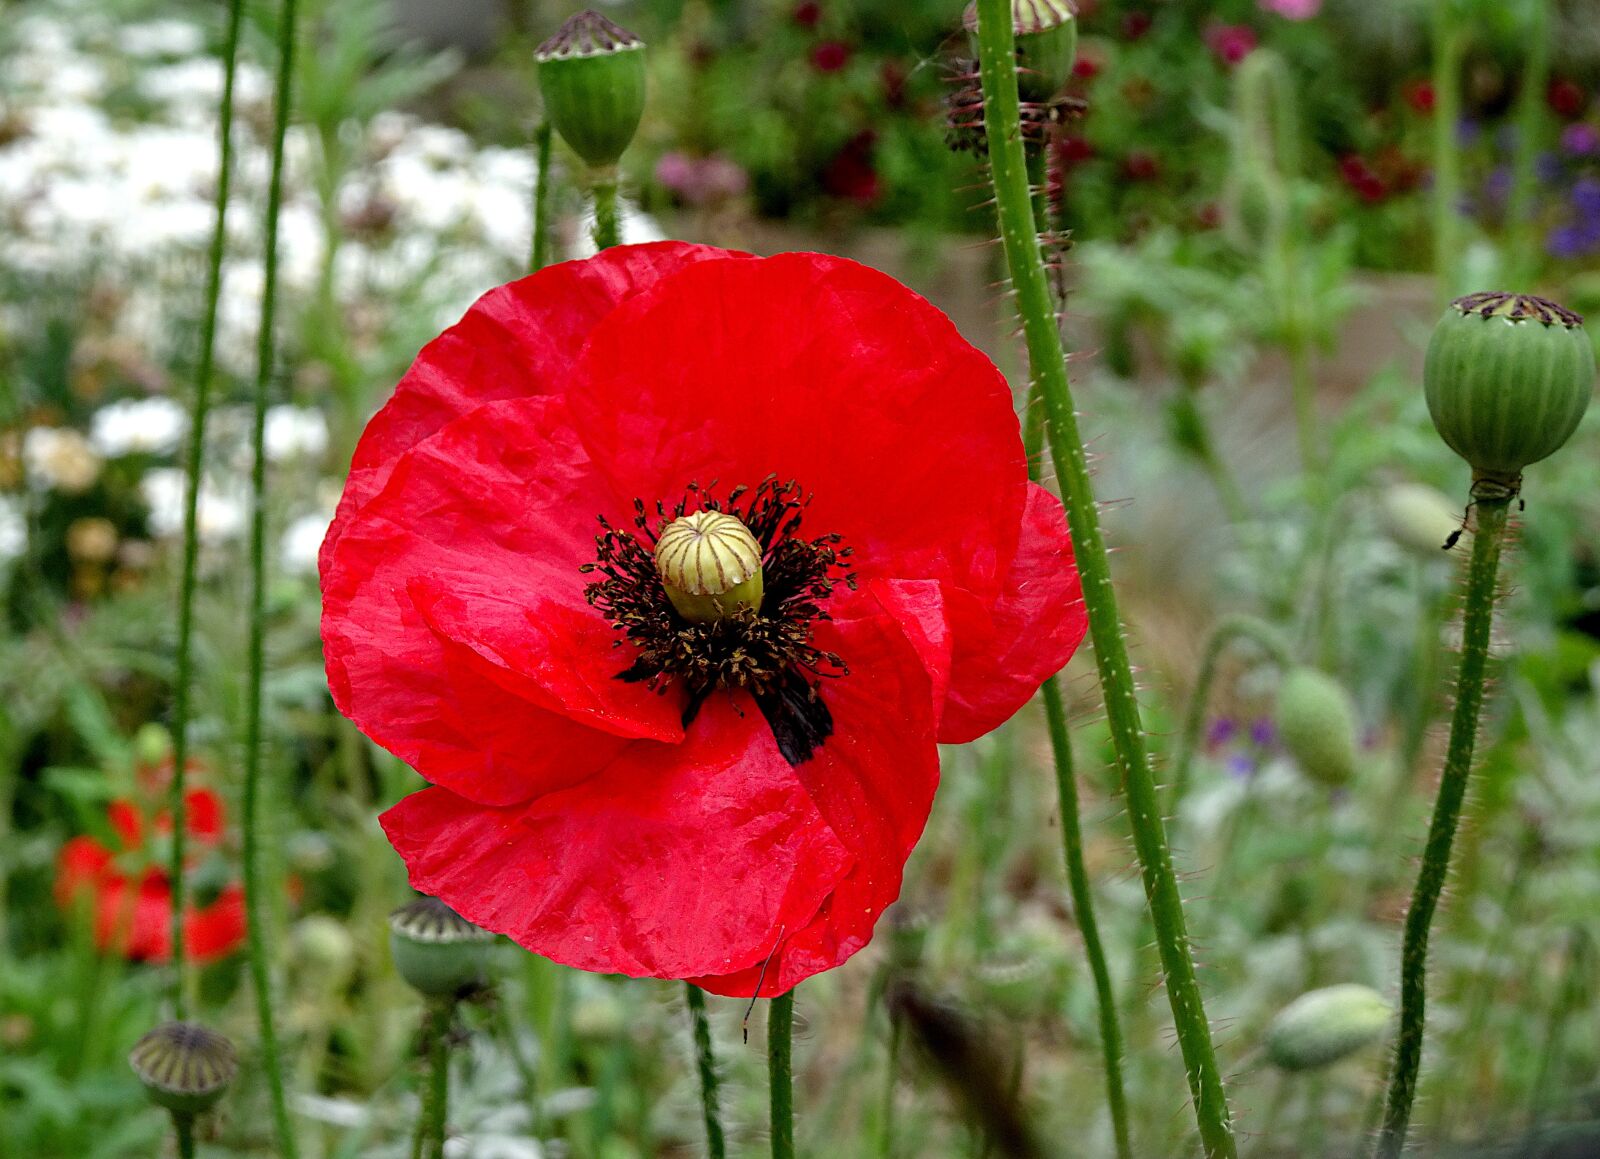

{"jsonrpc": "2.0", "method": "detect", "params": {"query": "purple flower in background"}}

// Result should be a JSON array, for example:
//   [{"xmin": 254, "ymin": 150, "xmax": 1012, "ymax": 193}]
[
  {"xmin": 1482, "ymin": 165, "xmax": 1512, "ymax": 207},
  {"xmin": 1536, "ymin": 152, "xmax": 1562, "ymax": 183},
  {"xmin": 1225, "ymin": 753, "xmax": 1257, "ymax": 781},
  {"xmin": 1561, "ymin": 123, "xmax": 1600, "ymax": 156},
  {"xmin": 1456, "ymin": 118, "xmax": 1481, "ymax": 148},
  {"xmin": 1572, "ymin": 175, "xmax": 1600, "ymax": 218},
  {"xmin": 1206, "ymin": 717, "xmax": 1239, "ymax": 749},
  {"xmin": 1546, "ymin": 224, "xmax": 1594, "ymax": 259},
  {"xmin": 1259, "ymin": 0, "xmax": 1321, "ymax": 18},
  {"xmin": 654, "ymin": 151, "xmax": 750, "ymax": 207},
  {"xmin": 1249, "ymin": 717, "xmax": 1276, "ymax": 748}
]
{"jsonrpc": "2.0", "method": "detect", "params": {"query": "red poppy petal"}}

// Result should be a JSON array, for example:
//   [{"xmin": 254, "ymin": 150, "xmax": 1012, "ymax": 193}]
[
  {"xmin": 384, "ymin": 594, "xmax": 943, "ymax": 992},
  {"xmin": 188, "ymin": 885, "xmax": 247, "ymax": 962},
  {"xmin": 185, "ymin": 788, "xmax": 226, "ymax": 843},
  {"xmin": 687, "ymin": 605, "xmax": 943, "ymax": 996},
  {"xmin": 323, "ymin": 395, "xmax": 682, "ymax": 755},
  {"xmin": 567, "ymin": 252, "xmax": 1026, "ymax": 604},
  {"xmin": 127, "ymin": 871, "xmax": 172, "ymax": 961},
  {"xmin": 321, "ymin": 242, "xmax": 747, "ymax": 574},
  {"xmin": 937, "ymin": 483, "xmax": 1087, "ymax": 743},
  {"xmin": 108, "ymin": 800, "xmax": 142, "ymax": 849},
  {"xmin": 55, "ymin": 836, "xmax": 113, "ymax": 904}
]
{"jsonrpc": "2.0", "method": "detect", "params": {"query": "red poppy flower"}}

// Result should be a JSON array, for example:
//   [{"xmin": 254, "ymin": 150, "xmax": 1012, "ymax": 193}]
[
  {"xmin": 809, "ymin": 40, "xmax": 852, "ymax": 74},
  {"xmin": 55, "ymin": 778, "xmax": 245, "ymax": 963},
  {"xmin": 321, "ymin": 243, "xmax": 1087, "ymax": 996}
]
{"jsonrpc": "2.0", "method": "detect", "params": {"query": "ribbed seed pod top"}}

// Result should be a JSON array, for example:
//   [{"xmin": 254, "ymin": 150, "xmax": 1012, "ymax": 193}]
[
  {"xmin": 964, "ymin": 0, "xmax": 1079, "ymax": 102},
  {"xmin": 535, "ymin": 10, "xmax": 647, "ymax": 170},
  {"xmin": 1424, "ymin": 292, "xmax": 1595, "ymax": 492},
  {"xmin": 654, "ymin": 510, "xmax": 766, "ymax": 623},
  {"xmin": 128, "ymin": 1021, "xmax": 238, "ymax": 1116},
  {"xmin": 389, "ymin": 895, "xmax": 496, "ymax": 998}
]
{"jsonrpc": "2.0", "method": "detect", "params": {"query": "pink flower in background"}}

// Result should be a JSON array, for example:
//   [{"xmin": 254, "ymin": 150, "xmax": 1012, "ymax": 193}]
[
  {"xmin": 1260, "ymin": 0, "xmax": 1321, "ymax": 19},
  {"xmin": 654, "ymin": 152, "xmax": 749, "ymax": 207},
  {"xmin": 1205, "ymin": 24, "xmax": 1258, "ymax": 67}
]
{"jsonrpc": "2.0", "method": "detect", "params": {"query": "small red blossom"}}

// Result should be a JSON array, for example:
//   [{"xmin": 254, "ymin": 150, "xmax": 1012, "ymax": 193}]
[
  {"xmin": 822, "ymin": 130, "xmax": 881, "ymax": 203},
  {"xmin": 1205, "ymin": 23, "xmax": 1258, "ymax": 67},
  {"xmin": 1121, "ymin": 11, "xmax": 1153, "ymax": 40},
  {"xmin": 1054, "ymin": 134, "xmax": 1095, "ymax": 168},
  {"xmin": 792, "ymin": 1, "xmax": 822, "ymax": 28},
  {"xmin": 1404, "ymin": 80, "xmax": 1436, "ymax": 115},
  {"xmin": 1548, "ymin": 78, "xmax": 1587, "ymax": 120},
  {"xmin": 320, "ymin": 244, "xmax": 1088, "ymax": 996},
  {"xmin": 55, "ymin": 770, "xmax": 245, "ymax": 963},
  {"xmin": 1073, "ymin": 56, "xmax": 1101, "ymax": 82},
  {"xmin": 1122, "ymin": 149, "xmax": 1161, "ymax": 182},
  {"xmin": 809, "ymin": 40, "xmax": 851, "ymax": 74},
  {"xmin": 1338, "ymin": 153, "xmax": 1388, "ymax": 203}
]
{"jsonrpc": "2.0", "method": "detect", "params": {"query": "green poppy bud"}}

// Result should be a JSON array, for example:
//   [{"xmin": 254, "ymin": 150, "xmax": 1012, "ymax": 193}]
[
  {"xmin": 1379, "ymin": 482, "xmax": 1466, "ymax": 558},
  {"xmin": 1274, "ymin": 666, "xmax": 1360, "ymax": 787},
  {"xmin": 389, "ymin": 895, "xmax": 496, "ymax": 999},
  {"xmin": 536, "ymin": 10, "xmax": 647, "ymax": 171},
  {"xmin": 964, "ymin": 0, "xmax": 1079, "ymax": 103},
  {"xmin": 1424, "ymin": 292, "xmax": 1595, "ymax": 494},
  {"xmin": 654, "ymin": 510, "xmax": 765, "ymax": 623},
  {"xmin": 128, "ymin": 1021, "xmax": 237, "ymax": 1116},
  {"xmin": 1265, "ymin": 984, "xmax": 1391, "ymax": 1072}
]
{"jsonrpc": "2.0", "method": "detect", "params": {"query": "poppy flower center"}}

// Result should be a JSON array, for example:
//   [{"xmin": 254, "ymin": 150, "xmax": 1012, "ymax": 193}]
[{"xmin": 581, "ymin": 476, "xmax": 855, "ymax": 765}]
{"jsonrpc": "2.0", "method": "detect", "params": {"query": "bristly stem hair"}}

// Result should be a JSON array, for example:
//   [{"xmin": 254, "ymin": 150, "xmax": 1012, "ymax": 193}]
[
  {"xmin": 973, "ymin": 1, "xmax": 1236, "ymax": 1154},
  {"xmin": 1375, "ymin": 494, "xmax": 1511, "ymax": 1159},
  {"xmin": 244, "ymin": 0, "xmax": 300, "ymax": 1152},
  {"xmin": 168, "ymin": 0, "xmax": 244, "ymax": 1024}
]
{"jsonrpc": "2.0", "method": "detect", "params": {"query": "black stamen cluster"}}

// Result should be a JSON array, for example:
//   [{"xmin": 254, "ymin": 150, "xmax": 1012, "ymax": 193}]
[{"xmin": 581, "ymin": 477, "xmax": 856, "ymax": 764}]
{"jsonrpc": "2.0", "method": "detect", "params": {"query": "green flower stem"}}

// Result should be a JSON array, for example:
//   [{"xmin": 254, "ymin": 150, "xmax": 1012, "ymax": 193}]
[
  {"xmin": 243, "ymin": 0, "xmax": 300, "ymax": 1153},
  {"xmin": 769, "ymin": 990, "xmax": 795, "ymax": 1159},
  {"xmin": 1040, "ymin": 680, "xmax": 1134, "ymax": 1159},
  {"xmin": 1507, "ymin": 1, "xmax": 1551, "ymax": 285},
  {"xmin": 1169, "ymin": 614, "xmax": 1294, "ymax": 815},
  {"xmin": 427, "ymin": 1003, "xmax": 451, "ymax": 1159},
  {"xmin": 1375, "ymin": 494, "xmax": 1511, "ymax": 1159},
  {"xmin": 974, "ymin": 4, "xmax": 1235, "ymax": 1154},
  {"xmin": 877, "ymin": 1014, "xmax": 900, "ymax": 1158},
  {"xmin": 1430, "ymin": 2, "xmax": 1468, "ymax": 301},
  {"xmin": 591, "ymin": 168, "xmax": 621, "ymax": 252},
  {"xmin": 685, "ymin": 984, "xmax": 727, "ymax": 1159},
  {"xmin": 531, "ymin": 121, "xmax": 554, "ymax": 272},
  {"xmin": 168, "ymin": 0, "xmax": 244, "ymax": 1021},
  {"xmin": 174, "ymin": 1113, "xmax": 196, "ymax": 1159}
]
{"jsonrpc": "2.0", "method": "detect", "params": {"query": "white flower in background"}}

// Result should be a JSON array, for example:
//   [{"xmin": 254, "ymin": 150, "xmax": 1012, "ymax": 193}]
[
  {"xmin": 0, "ymin": 497, "xmax": 27, "ymax": 563},
  {"xmin": 90, "ymin": 397, "xmax": 188, "ymax": 457},
  {"xmin": 281, "ymin": 510, "xmax": 333, "ymax": 575},
  {"xmin": 23, "ymin": 427, "xmax": 101, "ymax": 493},
  {"xmin": 265, "ymin": 405, "xmax": 329, "ymax": 462},
  {"xmin": 141, "ymin": 468, "xmax": 246, "ymax": 543},
  {"xmin": 118, "ymin": 19, "xmax": 205, "ymax": 58}
]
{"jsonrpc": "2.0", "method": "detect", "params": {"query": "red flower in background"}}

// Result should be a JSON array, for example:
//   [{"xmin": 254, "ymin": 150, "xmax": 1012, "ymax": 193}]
[
  {"xmin": 1548, "ymin": 78, "xmax": 1587, "ymax": 119},
  {"xmin": 1404, "ymin": 80, "xmax": 1436, "ymax": 115},
  {"xmin": 320, "ymin": 244, "xmax": 1087, "ymax": 996},
  {"xmin": 809, "ymin": 40, "xmax": 851, "ymax": 74},
  {"xmin": 1205, "ymin": 23, "xmax": 1258, "ymax": 67},
  {"xmin": 55, "ymin": 768, "xmax": 245, "ymax": 963},
  {"xmin": 822, "ymin": 130, "xmax": 882, "ymax": 203},
  {"xmin": 792, "ymin": 1, "xmax": 822, "ymax": 29}
]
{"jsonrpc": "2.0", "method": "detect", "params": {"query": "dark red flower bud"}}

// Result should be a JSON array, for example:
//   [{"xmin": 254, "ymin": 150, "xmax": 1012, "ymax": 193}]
[
  {"xmin": 810, "ymin": 40, "xmax": 851, "ymax": 73},
  {"xmin": 1122, "ymin": 11, "xmax": 1152, "ymax": 40},
  {"xmin": 1072, "ymin": 55, "xmax": 1100, "ymax": 81},
  {"xmin": 792, "ymin": 1, "xmax": 822, "ymax": 28},
  {"xmin": 1548, "ymin": 78, "xmax": 1587, "ymax": 119},
  {"xmin": 1404, "ymin": 80, "xmax": 1435, "ymax": 115}
]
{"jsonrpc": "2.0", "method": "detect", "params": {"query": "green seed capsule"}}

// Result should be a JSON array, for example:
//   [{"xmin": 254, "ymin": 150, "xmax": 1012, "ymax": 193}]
[
  {"xmin": 1265, "ymin": 984, "xmax": 1391, "ymax": 1072},
  {"xmin": 536, "ymin": 10, "xmax": 647, "ymax": 171},
  {"xmin": 389, "ymin": 895, "xmax": 496, "ymax": 999},
  {"xmin": 1424, "ymin": 292, "xmax": 1595, "ymax": 493},
  {"xmin": 1379, "ymin": 482, "xmax": 1466, "ymax": 558},
  {"xmin": 964, "ymin": 0, "xmax": 1079, "ymax": 103},
  {"xmin": 1274, "ymin": 666, "xmax": 1360, "ymax": 787},
  {"xmin": 128, "ymin": 1021, "xmax": 237, "ymax": 1116}
]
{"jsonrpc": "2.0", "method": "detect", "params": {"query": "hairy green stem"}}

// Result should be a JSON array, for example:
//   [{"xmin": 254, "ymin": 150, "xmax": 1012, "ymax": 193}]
[
  {"xmin": 1375, "ymin": 496, "xmax": 1510, "ymax": 1159},
  {"xmin": 686, "ymin": 984, "xmax": 727, "ymax": 1159},
  {"xmin": 770, "ymin": 990, "xmax": 795, "ymax": 1159},
  {"xmin": 973, "ymin": 4, "xmax": 1234, "ymax": 1154},
  {"xmin": 168, "ymin": 0, "xmax": 244, "ymax": 1021},
  {"xmin": 243, "ymin": 0, "xmax": 300, "ymax": 1153},
  {"xmin": 1169, "ymin": 614, "xmax": 1294, "ymax": 814},
  {"xmin": 1041, "ymin": 681, "xmax": 1133, "ymax": 1159},
  {"xmin": 591, "ymin": 169, "xmax": 621, "ymax": 252},
  {"xmin": 531, "ymin": 121, "xmax": 554, "ymax": 272},
  {"xmin": 1430, "ymin": 4, "xmax": 1468, "ymax": 302}
]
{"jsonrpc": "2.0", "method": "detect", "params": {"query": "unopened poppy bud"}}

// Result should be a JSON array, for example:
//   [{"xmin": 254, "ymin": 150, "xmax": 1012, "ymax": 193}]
[
  {"xmin": 389, "ymin": 895, "xmax": 496, "ymax": 999},
  {"xmin": 964, "ymin": 0, "xmax": 1079, "ymax": 102},
  {"xmin": 536, "ymin": 10, "xmax": 647, "ymax": 171},
  {"xmin": 1274, "ymin": 666, "xmax": 1360, "ymax": 787},
  {"xmin": 1380, "ymin": 482, "xmax": 1466, "ymax": 557},
  {"xmin": 1265, "ymin": 984, "xmax": 1391, "ymax": 1072},
  {"xmin": 1424, "ymin": 292, "xmax": 1595, "ymax": 493},
  {"xmin": 128, "ymin": 1021, "xmax": 237, "ymax": 1115},
  {"xmin": 654, "ymin": 510, "xmax": 765, "ymax": 623}
]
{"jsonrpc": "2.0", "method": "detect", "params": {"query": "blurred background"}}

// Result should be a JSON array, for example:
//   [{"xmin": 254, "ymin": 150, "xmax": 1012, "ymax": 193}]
[{"xmin": 4, "ymin": 1, "xmax": 1600, "ymax": 1156}]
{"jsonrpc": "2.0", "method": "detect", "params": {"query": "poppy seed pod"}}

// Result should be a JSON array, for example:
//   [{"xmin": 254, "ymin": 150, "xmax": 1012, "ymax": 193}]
[
  {"xmin": 1265, "ymin": 984, "xmax": 1392, "ymax": 1072},
  {"xmin": 389, "ymin": 895, "xmax": 496, "ymax": 999},
  {"xmin": 1424, "ymin": 292, "xmax": 1595, "ymax": 493},
  {"xmin": 655, "ymin": 510, "xmax": 765, "ymax": 623},
  {"xmin": 1379, "ymin": 482, "xmax": 1466, "ymax": 558},
  {"xmin": 964, "ymin": 0, "xmax": 1079, "ymax": 103},
  {"xmin": 1274, "ymin": 666, "xmax": 1360, "ymax": 787},
  {"xmin": 536, "ymin": 11, "xmax": 647, "ymax": 171},
  {"xmin": 128, "ymin": 1021, "xmax": 238, "ymax": 1116}
]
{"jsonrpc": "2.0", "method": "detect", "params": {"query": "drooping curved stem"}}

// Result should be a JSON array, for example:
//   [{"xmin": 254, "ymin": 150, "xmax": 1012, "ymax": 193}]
[
  {"xmin": 591, "ymin": 167, "xmax": 621, "ymax": 252},
  {"xmin": 531, "ymin": 121, "xmax": 554, "ymax": 272},
  {"xmin": 243, "ymin": 0, "xmax": 300, "ymax": 1153},
  {"xmin": 769, "ymin": 990, "xmax": 795, "ymax": 1159},
  {"xmin": 974, "ymin": 4, "xmax": 1235, "ymax": 1154},
  {"xmin": 685, "ymin": 983, "xmax": 728, "ymax": 1159},
  {"xmin": 1169, "ymin": 614, "xmax": 1294, "ymax": 815},
  {"xmin": 168, "ymin": 0, "xmax": 245, "ymax": 1022},
  {"xmin": 1375, "ymin": 495, "xmax": 1511, "ymax": 1159}
]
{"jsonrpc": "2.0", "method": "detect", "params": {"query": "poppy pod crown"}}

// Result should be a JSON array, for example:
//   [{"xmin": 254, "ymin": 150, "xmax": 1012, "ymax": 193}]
[{"xmin": 321, "ymin": 243, "xmax": 1087, "ymax": 996}]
